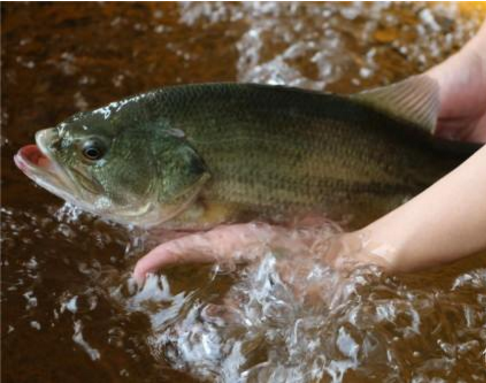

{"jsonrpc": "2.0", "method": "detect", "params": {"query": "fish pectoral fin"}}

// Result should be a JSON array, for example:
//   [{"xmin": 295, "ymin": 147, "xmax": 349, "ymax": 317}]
[{"xmin": 351, "ymin": 74, "xmax": 439, "ymax": 134}]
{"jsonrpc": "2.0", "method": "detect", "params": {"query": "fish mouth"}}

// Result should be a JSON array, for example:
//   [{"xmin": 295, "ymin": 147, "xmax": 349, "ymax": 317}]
[{"xmin": 14, "ymin": 129, "xmax": 82, "ymax": 205}]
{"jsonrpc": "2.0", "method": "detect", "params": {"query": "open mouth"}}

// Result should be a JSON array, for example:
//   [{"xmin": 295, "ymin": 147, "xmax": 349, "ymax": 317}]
[
  {"xmin": 14, "ymin": 144, "xmax": 54, "ymax": 174},
  {"xmin": 14, "ymin": 127, "xmax": 62, "ymax": 179},
  {"xmin": 13, "ymin": 128, "xmax": 81, "ymax": 204}
]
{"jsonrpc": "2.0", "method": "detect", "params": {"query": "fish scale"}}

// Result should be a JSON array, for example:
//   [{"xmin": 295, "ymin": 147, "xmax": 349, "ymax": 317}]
[
  {"xmin": 16, "ymin": 77, "xmax": 482, "ymax": 229},
  {"xmin": 146, "ymin": 82, "xmax": 475, "ymax": 227}
]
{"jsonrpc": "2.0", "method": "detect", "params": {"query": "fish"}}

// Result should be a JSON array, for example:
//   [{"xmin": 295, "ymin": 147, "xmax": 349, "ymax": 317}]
[{"xmin": 14, "ymin": 75, "xmax": 482, "ymax": 230}]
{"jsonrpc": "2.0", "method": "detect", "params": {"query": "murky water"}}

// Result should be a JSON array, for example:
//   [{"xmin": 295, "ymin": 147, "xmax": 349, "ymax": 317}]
[{"xmin": 2, "ymin": 2, "xmax": 486, "ymax": 382}]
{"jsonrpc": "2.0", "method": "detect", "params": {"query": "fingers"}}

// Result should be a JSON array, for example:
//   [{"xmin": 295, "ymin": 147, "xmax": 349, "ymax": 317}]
[
  {"xmin": 133, "ymin": 223, "xmax": 276, "ymax": 285},
  {"xmin": 133, "ymin": 236, "xmax": 215, "ymax": 285},
  {"xmin": 132, "ymin": 220, "xmax": 341, "ymax": 286}
]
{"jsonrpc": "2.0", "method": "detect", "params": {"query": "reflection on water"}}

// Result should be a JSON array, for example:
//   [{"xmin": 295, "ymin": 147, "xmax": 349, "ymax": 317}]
[{"xmin": 2, "ymin": 2, "xmax": 486, "ymax": 383}]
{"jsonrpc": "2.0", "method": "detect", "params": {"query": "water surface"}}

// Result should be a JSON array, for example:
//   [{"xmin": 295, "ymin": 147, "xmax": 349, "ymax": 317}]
[{"xmin": 2, "ymin": 2, "xmax": 486, "ymax": 382}]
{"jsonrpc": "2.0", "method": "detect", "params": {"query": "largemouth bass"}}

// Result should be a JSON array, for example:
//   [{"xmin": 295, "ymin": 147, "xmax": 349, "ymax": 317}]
[{"xmin": 14, "ymin": 76, "xmax": 482, "ymax": 230}]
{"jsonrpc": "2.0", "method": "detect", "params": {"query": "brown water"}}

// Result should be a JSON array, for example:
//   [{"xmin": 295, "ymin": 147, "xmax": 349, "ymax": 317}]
[{"xmin": 2, "ymin": 2, "xmax": 486, "ymax": 383}]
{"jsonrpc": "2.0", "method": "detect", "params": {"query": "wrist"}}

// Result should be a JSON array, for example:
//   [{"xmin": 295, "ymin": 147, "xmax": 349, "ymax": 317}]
[
  {"xmin": 341, "ymin": 229, "xmax": 401, "ymax": 272},
  {"xmin": 354, "ymin": 219, "xmax": 413, "ymax": 272}
]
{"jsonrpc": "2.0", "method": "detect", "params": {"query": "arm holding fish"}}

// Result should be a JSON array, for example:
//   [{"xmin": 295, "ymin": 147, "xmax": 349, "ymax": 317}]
[
  {"xmin": 133, "ymin": 19, "xmax": 486, "ymax": 283},
  {"xmin": 355, "ymin": 145, "xmax": 486, "ymax": 272},
  {"xmin": 358, "ymin": 21, "xmax": 486, "ymax": 271}
]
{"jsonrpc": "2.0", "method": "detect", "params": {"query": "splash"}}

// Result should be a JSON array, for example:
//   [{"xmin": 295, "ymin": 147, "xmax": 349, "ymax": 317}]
[
  {"xmin": 179, "ymin": 2, "xmax": 481, "ymax": 91},
  {"xmin": 110, "ymin": 227, "xmax": 486, "ymax": 382}
]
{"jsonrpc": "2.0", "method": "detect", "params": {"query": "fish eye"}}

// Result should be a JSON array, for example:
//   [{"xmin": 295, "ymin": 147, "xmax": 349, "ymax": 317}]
[{"xmin": 82, "ymin": 139, "xmax": 106, "ymax": 161}]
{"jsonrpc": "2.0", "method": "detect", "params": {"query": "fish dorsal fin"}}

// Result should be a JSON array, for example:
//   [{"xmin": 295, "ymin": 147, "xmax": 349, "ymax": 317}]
[{"xmin": 351, "ymin": 75, "xmax": 440, "ymax": 134}]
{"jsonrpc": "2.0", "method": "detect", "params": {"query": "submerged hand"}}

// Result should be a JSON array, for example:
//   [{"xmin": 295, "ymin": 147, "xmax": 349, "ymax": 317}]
[
  {"xmin": 133, "ymin": 222, "xmax": 389, "ymax": 285},
  {"xmin": 134, "ymin": 223, "xmax": 311, "ymax": 285}
]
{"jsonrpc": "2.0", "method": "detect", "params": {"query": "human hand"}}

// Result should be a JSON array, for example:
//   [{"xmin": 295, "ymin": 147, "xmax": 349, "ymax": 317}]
[
  {"xmin": 427, "ymin": 19, "xmax": 486, "ymax": 142},
  {"xmin": 133, "ymin": 222, "xmax": 390, "ymax": 287}
]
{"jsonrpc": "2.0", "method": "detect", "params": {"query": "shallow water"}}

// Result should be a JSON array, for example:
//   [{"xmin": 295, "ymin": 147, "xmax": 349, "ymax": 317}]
[{"xmin": 2, "ymin": 2, "xmax": 486, "ymax": 383}]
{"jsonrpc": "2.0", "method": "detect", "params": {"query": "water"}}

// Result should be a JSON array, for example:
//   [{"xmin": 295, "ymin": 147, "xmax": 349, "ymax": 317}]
[{"xmin": 2, "ymin": 2, "xmax": 486, "ymax": 382}]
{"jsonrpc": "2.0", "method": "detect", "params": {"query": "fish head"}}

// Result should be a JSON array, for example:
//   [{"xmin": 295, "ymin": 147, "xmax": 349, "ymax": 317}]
[{"xmin": 14, "ymin": 98, "xmax": 210, "ymax": 228}]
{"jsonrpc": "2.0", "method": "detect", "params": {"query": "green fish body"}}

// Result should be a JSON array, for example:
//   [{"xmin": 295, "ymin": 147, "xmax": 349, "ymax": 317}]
[{"xmin": 14, "ymin": 76, "xmax": 481, "ymax": 230}]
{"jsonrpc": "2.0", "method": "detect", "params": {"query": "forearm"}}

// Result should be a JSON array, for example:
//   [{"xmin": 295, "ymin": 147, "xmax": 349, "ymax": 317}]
[{"xmin": 359, "ymin": 145, "xmax": 486, "ymax": 272}]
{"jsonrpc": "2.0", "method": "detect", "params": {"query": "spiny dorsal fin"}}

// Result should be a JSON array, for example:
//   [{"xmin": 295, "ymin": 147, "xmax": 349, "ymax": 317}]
[{"xmin": 351, "ymin": 75, "xmax": 440, "ymax": 134}]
